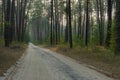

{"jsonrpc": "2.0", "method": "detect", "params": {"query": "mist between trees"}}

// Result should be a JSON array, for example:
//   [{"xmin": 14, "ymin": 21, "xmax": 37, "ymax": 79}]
[{"xmin": 0, "ymin": 0, "xmax": 120, "ymax": 55}]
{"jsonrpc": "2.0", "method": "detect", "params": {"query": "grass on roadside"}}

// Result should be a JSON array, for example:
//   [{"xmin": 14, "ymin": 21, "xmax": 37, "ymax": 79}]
[
  {"xmin": 48, "ymin": 44, "xmax": 120, "ymax": 79},
  {"xmin": 0, "ymin": 42, "xmax": 27, "ymax": 76}
]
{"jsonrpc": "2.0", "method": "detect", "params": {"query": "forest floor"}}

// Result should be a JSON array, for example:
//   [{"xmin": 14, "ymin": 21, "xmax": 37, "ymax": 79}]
[
  {"xmin": 0, "ymin": 43, "xmax": 27, "ymax": 76},
  {"xmin": 44, "ymin": 45, "xmax": 120, "ymax": 80}
]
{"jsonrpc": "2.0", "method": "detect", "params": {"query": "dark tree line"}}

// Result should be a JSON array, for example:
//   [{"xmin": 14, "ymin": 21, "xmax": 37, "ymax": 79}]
[
  {"xmin": 1, "ymin": 0, "xmax": 120, "ymax": 54},
  {"xmin": 1, "ymin": 0, "xmax": 29, "ymax": 47},
  {"xmin": 27, "ymin": 0, "xmax": 120, "ymax": 54}
]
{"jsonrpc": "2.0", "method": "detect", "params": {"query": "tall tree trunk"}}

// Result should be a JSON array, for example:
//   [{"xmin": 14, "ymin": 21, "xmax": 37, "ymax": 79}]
[
  {"xmin": 50, "ymin": 0, "xmax": 53, "ymax": 45},
  {"xmin": 1, "ymin": 0, "xmax": 5, "ymax": 39},
  {"xmin": 54, "ymin": 0, "xmax": 59, "ymax": 44},
  {"xmin": 21, "ymin": 0, "xmax": 27, "ymax": 41},
  {"xmin": 78, "ymin": 0, "xmax": 82, "ymax": 38},
  {"xmin": 10, "ymin": 0, "xmax": 15, "ymax": 42},
  {"xmin": 115, "ymin": 0, "xmax": 120, "ymax": 54},
  {"xmin": 16, "ymin": 0, "xmax": 20, "ymax": 41},
  {"xmin": 65, "ymin": 0, "xmax": 69, "ymax": 43},
  {"xmin": 99, "ymin": 0, "xmax": 104, "ymax": 45},
  {"xmin": 85, "ymin": 0, "xmax": 90, "ymax": 46},
  {"xmin": 4, "ymin": 0, "xmax": 11, "ymax": 47},
  {"xmin": 68, "ymin": 0, "xmax": 73, "ymax": 48},
  {"xmin": 105, "ymin": 0, "xmax": 112, "ymax": 47}
]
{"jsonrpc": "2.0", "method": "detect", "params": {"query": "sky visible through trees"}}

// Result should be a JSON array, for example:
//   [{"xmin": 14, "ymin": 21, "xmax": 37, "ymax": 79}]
[{"xmin": 0, "ymin": 0, "xmax": 120, "ymax": 54}]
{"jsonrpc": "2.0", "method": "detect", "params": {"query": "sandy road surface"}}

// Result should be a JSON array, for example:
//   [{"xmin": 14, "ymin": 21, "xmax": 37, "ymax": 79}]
[{"xmin": 5, "ymin": 43, "xmax": 114, "ymax": 80}]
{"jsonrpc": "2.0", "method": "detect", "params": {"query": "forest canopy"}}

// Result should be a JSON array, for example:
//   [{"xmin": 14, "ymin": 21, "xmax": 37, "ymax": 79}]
[{"xmin": 0, "ymin": 0, "xmax": 120, "ymax": 55}]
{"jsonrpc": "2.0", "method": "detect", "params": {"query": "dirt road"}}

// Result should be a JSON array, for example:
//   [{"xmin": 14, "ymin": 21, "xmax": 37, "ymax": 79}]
[{"xmin": 5, "ymin": 43, "xmax": 114, "ymax": 80}]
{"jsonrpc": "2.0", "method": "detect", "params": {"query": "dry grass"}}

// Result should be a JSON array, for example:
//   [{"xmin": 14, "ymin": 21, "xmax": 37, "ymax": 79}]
[
  {"xmin": 48, "ymin": 45, "xmax": 120, "ymax": 79},
  {"xmin": 0, "ymin": 43, "xmax": 27, "ymax": 76}
]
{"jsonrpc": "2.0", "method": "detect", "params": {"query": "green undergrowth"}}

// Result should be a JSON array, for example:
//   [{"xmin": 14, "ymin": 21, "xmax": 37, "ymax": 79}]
[
  {"xmin": 10, "ymin": 41, "xmax": 27, "ymax": 48},
  {"xmin": 48, "ymin": 44, "xmax": 120, "ymax": 79}
]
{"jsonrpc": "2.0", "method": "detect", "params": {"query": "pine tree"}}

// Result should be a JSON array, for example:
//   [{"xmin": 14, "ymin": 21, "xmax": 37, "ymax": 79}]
[{"xmin": 115, "ymin": 0, "xmax": 120, "ymax": 54}]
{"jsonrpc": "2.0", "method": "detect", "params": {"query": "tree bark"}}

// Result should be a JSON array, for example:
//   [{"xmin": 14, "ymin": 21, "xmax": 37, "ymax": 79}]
[
  {"xmin": 68, "ymin": 0, "xmax": 73, "ymax": 48},
  {"xmin": 105, "ymin": 0, "xmax": 112, "ymax": 47},
  {"xmin": 115, "ymin": 0, "xmax": 120, "ymax": 54}
]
